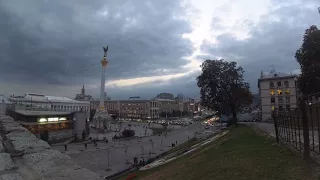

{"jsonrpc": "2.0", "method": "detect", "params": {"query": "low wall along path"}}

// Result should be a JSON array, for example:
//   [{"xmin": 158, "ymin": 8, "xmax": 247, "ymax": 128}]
[{"xmin": 0, "ymin": 115, "xmax": 103, "ymax": 180}]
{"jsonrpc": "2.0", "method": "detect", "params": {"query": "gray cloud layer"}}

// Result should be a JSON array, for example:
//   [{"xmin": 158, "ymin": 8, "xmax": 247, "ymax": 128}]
[
  {"xmin": 201, "ymin": 0, "xmax": 320, "ymax": 92},
  {"xmin": 1, "ymin": 0, "xmax": 319, "ymax": 99},
  {"xmin": 0, "ymin": 0, "xmax": 193, "ymax": 88}
]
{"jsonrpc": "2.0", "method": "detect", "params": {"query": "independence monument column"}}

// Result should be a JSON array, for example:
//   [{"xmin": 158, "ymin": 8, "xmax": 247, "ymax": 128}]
[{"xmin": 93, "ymin": 46, "xmax": 111, "ymax": 130}]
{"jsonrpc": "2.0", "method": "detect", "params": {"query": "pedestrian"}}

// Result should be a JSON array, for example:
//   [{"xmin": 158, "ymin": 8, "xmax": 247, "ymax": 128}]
[
  {"xmin": 188, "ymin": 136, "xmax": 189, "ymax": 140},
  {"xmin": 84, "ymin": 143, "xmax": 87, "ymax": 149},
  {"xmin": 176, "ymin": 141, "xmax": 178, "ymax": 145},
  {"xmin": 64, "ymin": 144, "xmax": 67, "ymax": 151},
  {"xmin": 134, "ymin": 157, "xmax": 138, "ymax": 167},
  {"xmin": 105, "ymin": 139, "xmax": 108, "ymax": 144}
]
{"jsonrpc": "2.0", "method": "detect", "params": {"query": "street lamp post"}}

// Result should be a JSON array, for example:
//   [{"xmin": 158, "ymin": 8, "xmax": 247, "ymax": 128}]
[
  {"xmin": 151, "ymin": 141, "xmax": 154, "ymax": 154},
  {"xmin": 294, "ymin": 77, "xmax": 299, "ymax": 108},
  {"xmin": 118, "ymin": 100, "xmax": 121, "ymax": 121},
  {"xmin": 105, "ymin": 148, "xmax": 111, "ymax": 171},
  {"xmin": 124, "ymin": 145, "xmax": 130, "ymax": 165},
  {"xmin": 140, "ymin": 145, "xmax": 144, "ymax": 159},
  {"xmin": 160, "ymin": 139, "xmax": 163, "ymax": 151}
]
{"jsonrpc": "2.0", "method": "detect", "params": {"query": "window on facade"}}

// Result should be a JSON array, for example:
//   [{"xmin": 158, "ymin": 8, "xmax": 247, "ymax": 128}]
[
  {"xmin": 278, "ymin": 97, "xmax": 283, "ymax": 103},
  {"xmin": 286, "ymin": 105, "xmax": 290, "ymax": 111},
  {"xmin": 277, "ymin": 81, "xmax": 282, "ymax": 87},
  {"xmin": 279, "ymin": 106, "xmax": 283, "ymax": 111},
  {"xmin": 270, "ymin": 82, "xmax": 275, "ymax": 88},
  {"xmin": 270, "ymin": 90, "xmax": 275, "ymax": 96},
  {"xmin": 286, "ymin": 97, "xmax": 290, "ymax": 103},
  {"xmin": 271, "ymin": 98, "xmax": 275, "ymax": 103},
  {"xmin": 284, "ymin": 81, "xmax": 289, "ymax": 87},
  {"xmin": 285, "ymin": 89, "xmax": 290, "ymax": 95},
  {"xmin": 277, "ymin": 90, "xmax": 282, "ymax": 95}
]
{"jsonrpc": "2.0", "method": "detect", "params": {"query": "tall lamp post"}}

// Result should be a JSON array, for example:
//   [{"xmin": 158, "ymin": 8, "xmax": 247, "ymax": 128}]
[
  {"xmin": 105, "ymin": 148, "xmax": 111, "ymax": 171},
  {"xmin": 294, "ymin": 77, "xmax": 298, "ymax": 108}
]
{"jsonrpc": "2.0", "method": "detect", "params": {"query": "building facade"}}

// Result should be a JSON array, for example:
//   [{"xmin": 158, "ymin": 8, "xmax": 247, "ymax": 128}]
[
  {"xmin": 89, "ymin": 93, "xmax": 197, "ymax": 119},
  {"xmin": 91, "ymin": 99, "xmax": 156, "ymax": 119},
  {"xmin": 8, "ymin": 93, "xmax": 90, "ymax": 118},
  {"xmin": 258, "ymin": 71, "xmax": 298, "ymax": 122}
]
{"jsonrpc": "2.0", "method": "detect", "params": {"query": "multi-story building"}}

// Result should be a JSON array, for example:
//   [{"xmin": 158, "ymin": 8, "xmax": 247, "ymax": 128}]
[
  {"xmin": 156, "ymin": 98, "xmax": 175, "ymax": 117},
  {"xmin": 90, "ymin": 92, "xmax": 195, "ymax": 120},
  {"xmin": 9, "ymin": 93, "xmax": 90, "ymax": 118},
  {"xmin": 258, "ymin": 71, "xmax": 298, "ymax": 122},
  {"xmin": 149, "ymin": 100, "xmax": 160, "ymax": 119},
  {"xmin": 91, "ymin": 99, "xmax": 159, "ymax": 119}
]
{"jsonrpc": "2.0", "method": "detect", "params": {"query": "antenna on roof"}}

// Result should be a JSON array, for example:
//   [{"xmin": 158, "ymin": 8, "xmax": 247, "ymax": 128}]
[{"xmin": 269, "ymin": 65, "xmax": 276, "ymax": 73}]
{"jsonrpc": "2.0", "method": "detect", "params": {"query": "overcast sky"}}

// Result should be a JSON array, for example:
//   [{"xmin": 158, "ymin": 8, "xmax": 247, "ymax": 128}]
[{"xmin": 0, "ymin": 0, "xmax": 319, "ymax": 100}]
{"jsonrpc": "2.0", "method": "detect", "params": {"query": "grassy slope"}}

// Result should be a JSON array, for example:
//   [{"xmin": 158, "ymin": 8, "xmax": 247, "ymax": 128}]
[{"xmin": 122, "ymin": 125, "xmax": 319, "ymax": 180}]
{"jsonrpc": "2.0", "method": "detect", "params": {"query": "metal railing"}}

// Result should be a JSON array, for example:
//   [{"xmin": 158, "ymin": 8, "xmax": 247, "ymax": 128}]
[{"xmin": 274, "ymin": 93, "xmax": 320, "ymax": 161}]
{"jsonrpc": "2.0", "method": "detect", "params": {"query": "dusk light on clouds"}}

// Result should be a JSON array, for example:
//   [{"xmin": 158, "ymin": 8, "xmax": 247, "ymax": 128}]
[{"xmin": 0, "ymin": 0, "xmax": 319, "ymax": 99}]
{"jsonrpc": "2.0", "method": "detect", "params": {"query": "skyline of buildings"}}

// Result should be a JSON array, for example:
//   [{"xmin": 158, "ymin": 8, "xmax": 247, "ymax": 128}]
[{"xmin": 0, "ymin": 85, "xmax": 201, "ymax": 120}]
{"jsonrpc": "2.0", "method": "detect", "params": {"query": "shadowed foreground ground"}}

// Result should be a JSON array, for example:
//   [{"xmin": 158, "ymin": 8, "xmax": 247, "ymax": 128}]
[{"xmin": 121, "ymin": 125, "xmax": 320, "ymax": 180}]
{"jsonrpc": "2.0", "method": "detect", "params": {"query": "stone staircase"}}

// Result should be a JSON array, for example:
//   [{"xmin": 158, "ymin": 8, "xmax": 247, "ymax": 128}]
[{"xmin": 0, "ymin": 115, "xmax": 103, "ymax": 180}]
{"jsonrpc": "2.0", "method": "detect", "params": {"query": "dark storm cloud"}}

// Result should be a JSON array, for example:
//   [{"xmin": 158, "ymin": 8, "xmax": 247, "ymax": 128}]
[
  {"xmin": 201, "ymin": 1, "xmax": 320, "ymax": 92},
  {"xmin": 0, "ymin": 0, "xmax": 193, "ymax": 85}
]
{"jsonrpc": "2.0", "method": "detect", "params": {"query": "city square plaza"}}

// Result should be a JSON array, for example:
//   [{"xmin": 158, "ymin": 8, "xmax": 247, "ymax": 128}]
[{"xmin": 52, "ymin": 121, "xmax": 214, "ymax": 177}]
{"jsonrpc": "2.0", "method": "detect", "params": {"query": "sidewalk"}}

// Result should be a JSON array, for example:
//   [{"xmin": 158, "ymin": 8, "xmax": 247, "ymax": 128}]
[
  {"xmin": 245, "ymin": 122, "xmax": 320, "ymax": 153},
  {"xmin": 244, "ymin": 122, "xmax": 276, "ymax": 137}
]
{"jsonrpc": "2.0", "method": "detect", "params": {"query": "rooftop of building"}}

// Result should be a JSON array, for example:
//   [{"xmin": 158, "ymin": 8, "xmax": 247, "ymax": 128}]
[
  {"xmin": 259, "ymin": 70, "xmax": 298, "ymax": 80},
  {"xmin": 10, "ymin": 93, "xmax": 90, "ymax": 104},
  {"xmin": 14, "ymin": 110, "xmax": 72, "ymax": 116},
  {"xmin": 46, "ymin": 96, "xmax": 89, "ymax": 104},
  {"xmin": 0, "ymin": 94, "xmax": 12, "ymax": 104}
]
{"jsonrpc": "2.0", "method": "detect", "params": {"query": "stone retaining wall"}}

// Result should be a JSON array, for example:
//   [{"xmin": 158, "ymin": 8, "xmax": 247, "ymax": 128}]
[
  {"xmin": 34, "ymin": 129, "xmax": 74, "ymax": 142},
  {"xmin": 0, "ymin": 115, "xmax": 103, "ymax": 180}
]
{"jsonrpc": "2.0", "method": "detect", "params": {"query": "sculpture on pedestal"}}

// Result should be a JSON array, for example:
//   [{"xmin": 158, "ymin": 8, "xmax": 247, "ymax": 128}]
[{"xmin": 92, "ymin": 46, "xmax": 112, "ymax": 131}]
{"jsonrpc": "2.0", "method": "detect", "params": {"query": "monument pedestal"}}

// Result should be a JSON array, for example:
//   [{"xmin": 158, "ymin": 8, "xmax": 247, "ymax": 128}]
[{"xmin": 93, "ymin": 109, "xmax": 111, "ymax": 131}]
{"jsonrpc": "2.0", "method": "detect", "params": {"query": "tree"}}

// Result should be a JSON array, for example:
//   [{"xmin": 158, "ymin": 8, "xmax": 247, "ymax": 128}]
[
  {"xmin": 295, "ymin": 25, "xmax": 320, "ymax": 95},
  {"xmin": 122, "ymin": 129, "xmax": 135, "ymax": 138},
  {"xmin": 197, "ymin": 59, "xmax": 252, "ymax": 124}
]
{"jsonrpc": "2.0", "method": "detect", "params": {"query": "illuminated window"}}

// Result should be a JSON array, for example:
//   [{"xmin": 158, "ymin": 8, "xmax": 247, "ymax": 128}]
[
  {"xmin": 285, "ymin": 89, "xmax": 290, "ymax": 95},
  {"xmin": 277, "ymin": 90, "xmax": 282, "ymax": 95},
  {"xmin": 38, "ymin": 118, "xmax": 47, "ymax": 122},
  {"xmin": 59, "ymin": 117, "xmax": 67, "ymax": 121},
  {"xmin": 271, "ymin": 106, "xmax": 275, "ymax": 111},
  {"xmin": 48, "ymin": 117, "xmax": 59, "ymax": 122},
  {"xmin": 270, "ymin": 90, "xmax": 275, "ymax": 95}
]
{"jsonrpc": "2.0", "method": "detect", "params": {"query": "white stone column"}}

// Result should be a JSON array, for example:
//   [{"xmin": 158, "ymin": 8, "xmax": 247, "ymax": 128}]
[{"xmin": 100, "ymin": 66, "xmax": 106, "ymax": 110}]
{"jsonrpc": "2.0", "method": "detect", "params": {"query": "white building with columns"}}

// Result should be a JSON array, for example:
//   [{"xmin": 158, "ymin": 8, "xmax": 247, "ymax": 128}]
[{"xmin": 8, "ymin": 93, "xmax": 90, "ymax": 117}]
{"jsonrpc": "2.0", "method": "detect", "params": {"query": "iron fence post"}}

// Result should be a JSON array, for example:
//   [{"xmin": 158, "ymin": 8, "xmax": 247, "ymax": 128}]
[
  {"xmin": 300, "ymin": 98, "xmax": 311, "ymax": 161},
  {"xmin": 273, "ymin": 111, "xmax": 279, "ymax": 142}
]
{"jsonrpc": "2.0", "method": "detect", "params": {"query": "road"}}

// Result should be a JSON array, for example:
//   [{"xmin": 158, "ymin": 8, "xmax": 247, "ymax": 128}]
[{"xmin": 52, "ymin": 123, "xmax": 211, "ymax": 177}]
